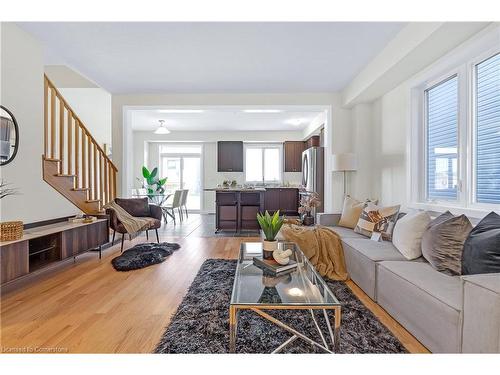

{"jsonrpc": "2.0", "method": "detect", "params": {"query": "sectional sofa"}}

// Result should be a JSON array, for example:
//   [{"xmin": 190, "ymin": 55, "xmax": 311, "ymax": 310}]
[{"xmin": 318, "ymin": 213, "xmax": 500, "ymax": 353}]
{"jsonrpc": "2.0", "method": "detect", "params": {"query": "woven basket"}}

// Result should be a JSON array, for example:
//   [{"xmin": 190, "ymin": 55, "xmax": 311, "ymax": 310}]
[{"xmin": 0, "ymin": 221, "xmax": 24, "ymax": 241}]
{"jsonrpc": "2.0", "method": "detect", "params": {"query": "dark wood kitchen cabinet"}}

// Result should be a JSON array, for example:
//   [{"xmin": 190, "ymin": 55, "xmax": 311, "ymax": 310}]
[
  {"xmin": 283, "ymin": 141, "xmax": 305, "ymax": 172},
  {"xmin": 217, "ymin": 141, "xmax": 243, "ymax": 172},
  {"xmin": 304, "ymin": 135, "xmax": 320, "ymax": 148},
  {"xmin": 215, "ymin": 190, "xmax": 265, "ymax": 232},
  {"xmin": 264, "ymin": 188, "xmax": 299, "ymax": 216}
]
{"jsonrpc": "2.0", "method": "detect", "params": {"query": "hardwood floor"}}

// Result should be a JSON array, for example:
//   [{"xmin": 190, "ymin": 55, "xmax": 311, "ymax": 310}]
[{"xmin": 0, "ymin": 214, "xmax": 429, "ymax": 353}]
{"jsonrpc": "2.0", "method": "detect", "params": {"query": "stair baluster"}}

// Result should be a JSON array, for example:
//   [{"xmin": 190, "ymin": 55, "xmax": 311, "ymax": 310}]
[{"xmin": 42, "ymin": 75, "xmax": 118, "ymax": 214}]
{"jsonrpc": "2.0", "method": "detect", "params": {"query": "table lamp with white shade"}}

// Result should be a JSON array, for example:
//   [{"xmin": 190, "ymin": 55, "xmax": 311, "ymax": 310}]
[{"xmin": 332, "ymin": 153, "xmax": 357, "ymax": 198}]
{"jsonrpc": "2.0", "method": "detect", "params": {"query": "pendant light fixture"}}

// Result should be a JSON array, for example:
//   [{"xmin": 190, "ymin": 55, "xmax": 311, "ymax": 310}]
[{"xmin": 154, "ymin": 119, "xmax": 170, "ymax": 135}]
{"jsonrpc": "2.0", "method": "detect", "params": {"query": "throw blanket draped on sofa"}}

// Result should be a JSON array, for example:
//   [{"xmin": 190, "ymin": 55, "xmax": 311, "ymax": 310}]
[
  {"xmin": 281, "ymin": 224, "xmax": 349, "ymax": 281},
  {"xmin": 104, "ymin": 201, "xmax": 155, "ymax": 234}
]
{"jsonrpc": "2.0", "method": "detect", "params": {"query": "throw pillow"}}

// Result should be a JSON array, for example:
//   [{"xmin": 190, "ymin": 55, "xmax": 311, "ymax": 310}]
[
  {"xmin": 338, "ymin": 195, "xmax": 378, "ymax": 229},
  {"xmin": 421, "ymin": 212, "xmax": 472, "ymax": 276},
  {"xmin": 392, "ymin": 211, "xmax": 431, "ymax": 260},
  {"xmin": 354, "ymin": 203, "xmax": 400, "ymax": 240},
  {"xmin": 462, "ymin": 212, "xmax": 500, "ymax": 275}
]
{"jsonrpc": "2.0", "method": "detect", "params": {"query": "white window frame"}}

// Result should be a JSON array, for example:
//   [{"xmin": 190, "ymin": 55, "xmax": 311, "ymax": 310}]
[
  {"xmin": 243, "ymin": 143, "xmax": 283, "ymax": 184},
  {"xmin": 422, "ymin": 70, "xmax": 465, "ymax": 206},
  {"xmin": 468, "ymin": 48, "xmax": 500, "ymax": 211},
  {"xmin": 409, "ymin": 43, "xmax": 500, "ymax": 216}
]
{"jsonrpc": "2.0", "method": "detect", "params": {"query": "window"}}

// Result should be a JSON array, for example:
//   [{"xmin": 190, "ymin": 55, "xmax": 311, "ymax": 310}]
[
  {"xmin": 425, "ymin": 76, "xmax": 459, "ymax": 201},
  {"xmin": 244, "ymin": 144, "xmax": 282, "ymax": 183},
  {"xmin": 413, "ymin": 48, "xmax": 500, "ymax": 212},
  {"xmin": 475, "ymin": 53, "xmax": 500, "ymax": 204},
  {"xmin": 159, "ymin": 144, "xmax": 203, "ymax": 211}
]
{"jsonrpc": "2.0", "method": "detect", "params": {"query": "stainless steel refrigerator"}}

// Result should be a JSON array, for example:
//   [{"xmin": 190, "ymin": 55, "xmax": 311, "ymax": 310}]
[{"xmin": 301, "ymin": 146, "xmax": 324, "ymax": 213}]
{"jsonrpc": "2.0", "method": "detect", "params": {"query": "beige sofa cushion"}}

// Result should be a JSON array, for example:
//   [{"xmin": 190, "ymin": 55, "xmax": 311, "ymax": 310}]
[{"xmin": 338, "ymin": 196, "xmax": 376, "ymax": 229}]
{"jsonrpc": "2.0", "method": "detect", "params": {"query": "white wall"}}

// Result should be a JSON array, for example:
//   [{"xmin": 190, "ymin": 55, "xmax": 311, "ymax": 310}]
[
  {"xmin": 113, "ymin": 93, "xmax": 355, "ymax": 213},
  {"xmin": 58, "ymin": 88, "xmax": 112, "ymax": 149},
  {"xmin": 365, "ymin": 24, "xmax": 499, "ymax": 213},
  {"xmin": 132, "ymin": 130, "xmax": 305, "ymax": 213},
  {"xmin": 0, "ymin": 23, "xmax": 78, "ymax": 223}
]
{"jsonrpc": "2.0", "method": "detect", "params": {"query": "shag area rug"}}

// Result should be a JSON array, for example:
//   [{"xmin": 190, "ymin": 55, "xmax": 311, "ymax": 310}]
[
  {"xmin": 154, "ymin": 259, "xmax": 407, "ymax": 353},
  {"xmin": 111, "ymin": 242, "xmax": 180, "ymax": 271}
]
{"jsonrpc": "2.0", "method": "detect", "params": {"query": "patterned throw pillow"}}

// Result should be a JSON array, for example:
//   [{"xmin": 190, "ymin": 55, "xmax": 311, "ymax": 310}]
[
  {"xmin": 338, "ymin": 195, "xmax": 378, "ymax": 229},
  {"xmin": 354, "ymin": 203, "xmax": 401, "ymax": 240}
]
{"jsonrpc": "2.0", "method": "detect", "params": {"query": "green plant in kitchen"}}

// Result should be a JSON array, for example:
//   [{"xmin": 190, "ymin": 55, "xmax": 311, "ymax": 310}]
[
  {"xmin": 257, "ymin": 210, "xmax": 284, "ymax": 259},
  {"xmin": 141, "ymin": 166, "xmax": 167, "ymax": 196}
]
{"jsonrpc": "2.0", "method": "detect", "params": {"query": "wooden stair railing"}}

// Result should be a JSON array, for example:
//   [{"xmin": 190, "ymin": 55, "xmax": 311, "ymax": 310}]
[{"xmin": 42, "ymin": 75, "xmax": 117, "ymax": 214}]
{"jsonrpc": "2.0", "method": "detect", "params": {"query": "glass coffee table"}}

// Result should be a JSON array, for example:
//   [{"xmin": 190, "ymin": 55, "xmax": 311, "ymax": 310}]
[{"xmin": 229, "ymin": 241, "xmax": 341, "ymax": 353}]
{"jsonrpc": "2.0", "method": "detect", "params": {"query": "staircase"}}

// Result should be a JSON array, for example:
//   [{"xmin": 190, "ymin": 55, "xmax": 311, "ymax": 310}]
[{"xmin": 42, "ymin": 75, "xmax": 117, "ymax": 214}]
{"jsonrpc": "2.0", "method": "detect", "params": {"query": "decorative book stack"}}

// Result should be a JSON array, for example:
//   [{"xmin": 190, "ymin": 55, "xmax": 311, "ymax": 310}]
[{"xmin": 253, "ymin": 257, "xmax": 297, "ymax": 275}]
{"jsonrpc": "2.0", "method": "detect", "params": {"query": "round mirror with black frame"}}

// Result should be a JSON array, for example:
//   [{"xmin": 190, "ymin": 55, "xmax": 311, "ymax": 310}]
[{"xmin": 0, "ymin": 105, "xmax": 19, "ymax": 166}]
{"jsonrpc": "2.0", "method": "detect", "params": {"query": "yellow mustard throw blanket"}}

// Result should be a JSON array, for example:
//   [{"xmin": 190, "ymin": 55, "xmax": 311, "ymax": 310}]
[{"xmin": 280, "ymin": 224, "xmax": 349, "ymax": 281}]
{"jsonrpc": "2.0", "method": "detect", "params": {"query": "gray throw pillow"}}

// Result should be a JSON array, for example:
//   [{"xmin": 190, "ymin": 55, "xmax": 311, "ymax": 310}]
[
  {"xmin": 421, "ymin": 212, "xmax": 472, "ymax": 276},
  {"xmin": 462, "ymin": 212, "xmax": 500, "ymax": 275}
]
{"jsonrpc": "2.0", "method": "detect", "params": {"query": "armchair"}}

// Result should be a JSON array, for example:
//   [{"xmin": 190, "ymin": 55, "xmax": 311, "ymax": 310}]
[{"xmin": 106, "ymin": 197, "xmax": 163, "ymax": 251}]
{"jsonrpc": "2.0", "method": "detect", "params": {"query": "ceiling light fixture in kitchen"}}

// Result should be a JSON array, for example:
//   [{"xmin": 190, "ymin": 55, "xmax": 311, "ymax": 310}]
[{"xmin": 154, "ymin": 120, "xmax": 170, "ymax": 135}]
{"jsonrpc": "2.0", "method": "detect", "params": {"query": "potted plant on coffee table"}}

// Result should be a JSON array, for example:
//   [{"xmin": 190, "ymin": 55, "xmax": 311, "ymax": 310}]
[{"xmin": 256, "ymin": 210, "xmax": 284, "ymax": 259}]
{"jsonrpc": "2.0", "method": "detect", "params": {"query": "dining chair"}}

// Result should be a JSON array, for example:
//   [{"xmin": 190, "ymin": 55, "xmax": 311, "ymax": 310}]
[
  {"xmin": 180, "ymin": 189, "xmax": 189, "ymax": 219},
  {"xmin": 162, "ymin": 190, "xmax": 183, "ymax": 225}
]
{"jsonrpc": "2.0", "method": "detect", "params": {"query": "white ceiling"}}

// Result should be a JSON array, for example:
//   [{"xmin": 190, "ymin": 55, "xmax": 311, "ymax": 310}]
[
  {"xmin": 130, "ymin": 106, "xmax": 326, "ymax": 132},
  {"xmin": 18, "ymin": 22, "xmax": 405, "ymax": 94}
]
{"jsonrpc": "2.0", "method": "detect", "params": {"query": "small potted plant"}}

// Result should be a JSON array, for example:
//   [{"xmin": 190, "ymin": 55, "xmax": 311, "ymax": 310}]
[
  {"xmin": 256, "ymin": 210, "xmax": 284, "ymax": 259},
  {"xmin": 299, "ymin": 192, "xmax": 321, "ymax": 226}
]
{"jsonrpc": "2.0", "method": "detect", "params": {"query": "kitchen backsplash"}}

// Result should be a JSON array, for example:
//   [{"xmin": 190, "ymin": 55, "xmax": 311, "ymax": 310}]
[{"xmin": 215, "ymin": 172, "xmax": 302, "ymax": 187}]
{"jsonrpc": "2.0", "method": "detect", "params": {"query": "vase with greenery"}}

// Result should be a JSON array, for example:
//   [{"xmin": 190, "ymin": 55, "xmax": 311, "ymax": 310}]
[
  {"xmin": 139, "ymin": 166, "xmax": 167, "ymax": 199},
  {"xmin": 257, "ymin": 210, "xmax": 284, "ymax": 259}
]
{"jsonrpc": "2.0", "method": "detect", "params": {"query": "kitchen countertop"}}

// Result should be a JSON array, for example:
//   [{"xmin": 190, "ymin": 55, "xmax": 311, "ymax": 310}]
[
  {"xmin": 204, "ymin": 186, "xmax": 301, "ymax": 192},
  {"xmin": 204, "ymin": 187, "xmax": 266, "ymax": 192}
]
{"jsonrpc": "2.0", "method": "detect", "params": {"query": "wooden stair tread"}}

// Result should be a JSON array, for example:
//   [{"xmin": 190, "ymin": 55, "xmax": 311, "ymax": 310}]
[
  {"xmin": 43, "ymin": 157, "xmax": 61, "ymax": 162},
  {"xmin": 86, "ymin": 199, "xmax": 101, "ymax": 203},
  {"xmin": 55, "ymin": 174, "xmax": 77, "ymax": 177},
  {"xmin": 72, "ymin": 188, "xmax": 90, "ymax": 191}
]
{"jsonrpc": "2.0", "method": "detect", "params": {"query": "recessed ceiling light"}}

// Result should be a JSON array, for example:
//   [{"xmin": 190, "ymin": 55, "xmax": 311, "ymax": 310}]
[
  {"xmin": 284, "ymin": 118, "xmax": 306, "ymax": 126},
  {"xmin": 243, "ymin": 109, "xmax": 283, "ymax": 113},
  {"xmin": 158, "ymin": 109, "xmax": 204, "ymax": 113},
  {"xmin": 154, "ymin": 120, "xmax": 170, "ymax": 135}
]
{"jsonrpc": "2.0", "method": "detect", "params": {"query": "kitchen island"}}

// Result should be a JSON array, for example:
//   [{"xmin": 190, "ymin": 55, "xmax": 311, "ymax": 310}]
[{"xmin": 205, "ymin": 187, "xmax": 299, "ymax": 233}]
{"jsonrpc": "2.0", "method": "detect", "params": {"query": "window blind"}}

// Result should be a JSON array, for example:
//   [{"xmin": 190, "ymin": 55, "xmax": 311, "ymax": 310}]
[
  {"xmin": 426, "ymin": 76, "xmax": 459, "ymax": 201},
  {"xmin": 476, "ymin": 53, "xmax": 500, "ymax": 204}
]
